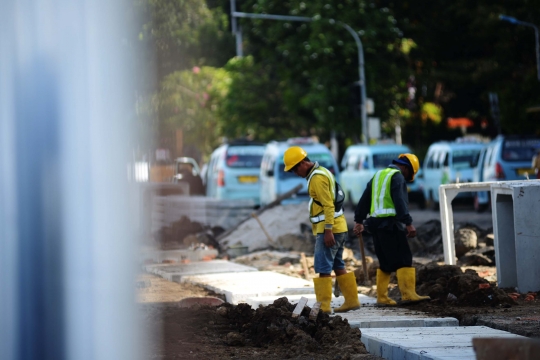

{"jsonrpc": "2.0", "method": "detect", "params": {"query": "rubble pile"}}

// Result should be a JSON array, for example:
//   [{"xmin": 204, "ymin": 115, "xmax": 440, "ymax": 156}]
[
  {"xmin": 405, "ymin": 220, "xmax": 495, "ymax": 265},
  {"xmin": 154, "ymin": 215, "xmax": 224, "ymax": 250},
  {"xmin": 414, "ymin": 262, "xmax": 516, "ymax": 307},
  {"xmin": 219, "ymin": 203, "xmax": 313, "ymax": 253},
  {"xmin": 218, "ymin": 298, "xmax": 366, "ymax": 358}
]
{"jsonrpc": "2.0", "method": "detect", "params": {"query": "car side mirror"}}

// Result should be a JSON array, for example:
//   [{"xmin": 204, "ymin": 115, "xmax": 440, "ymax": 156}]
[{"xmin": 267, "ymin": 169, "xmax": 274, "ymax": 177}]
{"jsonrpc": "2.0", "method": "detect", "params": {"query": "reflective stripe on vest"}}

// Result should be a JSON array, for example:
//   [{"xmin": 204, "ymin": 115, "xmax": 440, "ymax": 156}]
[
  {"xmin": 306, "ymin": 164, "xmax": 341, "ymax": 224},
  {"xmin": 370, "ymin": 168, "xmax": 399, "ymax": 217}
]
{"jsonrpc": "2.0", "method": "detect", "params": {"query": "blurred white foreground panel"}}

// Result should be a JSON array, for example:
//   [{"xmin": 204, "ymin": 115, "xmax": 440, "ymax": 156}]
[{"xmin": 0, "ymin": 0, "xmax": 144, "ymax": 359}]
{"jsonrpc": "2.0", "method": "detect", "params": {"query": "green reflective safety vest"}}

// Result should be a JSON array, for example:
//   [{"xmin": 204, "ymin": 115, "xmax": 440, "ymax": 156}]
[
  {"xmin": 370, "ymin": 168, "xmax": 400, "ymax": 218},
  {"xmin": 307, "ymin": 164, "xmax": 344, "ymax": 223}
]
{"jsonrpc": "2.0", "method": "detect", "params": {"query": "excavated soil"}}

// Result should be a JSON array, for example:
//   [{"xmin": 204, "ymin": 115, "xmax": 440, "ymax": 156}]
[
  {"xmin": 379, "ymin": 263, "xmax": 540, "ymax": 338},
  {"xmin": 145, "ymin": 299, "xmax": 377, "ymax": 360}
]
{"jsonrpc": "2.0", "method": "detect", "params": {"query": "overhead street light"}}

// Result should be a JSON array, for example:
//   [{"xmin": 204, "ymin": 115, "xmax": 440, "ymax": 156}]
[{"xmin": 499, "ymin": 14, "xmax": 540, "ymax": 81}]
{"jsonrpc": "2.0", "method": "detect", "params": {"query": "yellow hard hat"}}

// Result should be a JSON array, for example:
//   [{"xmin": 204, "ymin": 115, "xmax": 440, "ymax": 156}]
[
  {"xmin": 283, "ymin": 146, "xmax": 308, "ymax": 171},
  {"xmin": 398, "ymin": 153, "xmax": 420, "ymax": 180}
]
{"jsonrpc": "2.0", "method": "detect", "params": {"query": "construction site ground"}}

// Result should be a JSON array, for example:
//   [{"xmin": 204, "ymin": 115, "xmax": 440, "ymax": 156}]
[
  {"xmin": 137, "ymin": 259, "xmax": 540, "ymax": 359},
  {"xmin": 140, "ymin": 201, "xmax": 540, "ymax": 358}
]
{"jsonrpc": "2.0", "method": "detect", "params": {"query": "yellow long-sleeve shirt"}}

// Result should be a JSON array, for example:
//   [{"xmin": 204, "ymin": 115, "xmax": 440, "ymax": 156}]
[{"xmin": 307, "ymin": 164, "xmax": 348, "ymax": 235}]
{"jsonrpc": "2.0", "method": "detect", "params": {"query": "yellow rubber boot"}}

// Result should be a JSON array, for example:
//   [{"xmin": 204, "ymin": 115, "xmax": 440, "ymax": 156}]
[
  {"xmin": 396, "ymin": 267, "xmax": 431, "ymax": 304},
  {"xmin": 313, "ymin": 277, "xmax": 333, "ymax": 313},
  {"xmin": 376, "ymin": 269, "xmax": 397, "ymax": 307},
  {"xmin": 333, "ymin": 272, "xmax": 361, "ymax": 313}
]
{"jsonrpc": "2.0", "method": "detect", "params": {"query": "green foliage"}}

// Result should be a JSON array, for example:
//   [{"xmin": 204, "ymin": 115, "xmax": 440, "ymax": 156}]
[
  {"xmin": 136, "ymin": 0, "xmax": 235, "ymax": 82},
  {"xmin": 225, "ymin": 0, "xmax": 410, "ymax": 142},
  {"xmin": 156, "ymin": 66, "xmax": 230, "ymax": 156}
]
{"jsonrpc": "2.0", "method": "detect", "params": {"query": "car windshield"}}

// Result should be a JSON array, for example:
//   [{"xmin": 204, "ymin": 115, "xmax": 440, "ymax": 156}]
[
  {"xmin": 373, "ymin": 153, "xmax": 402, "ymax": 168},
  {"xmin": 452, "ymin": 149, "xmax": 481, "ymax": 169},
  {"xmin": 225, "ymin": 146, "xmax": 265, "ymax": 168},
  {"xmin": 502, "ymin": 139, "xmax": 540, "ymax": 162},
  {"xmin": 279, "ymin": 152, "xmax": 336, "ymax": 179}
]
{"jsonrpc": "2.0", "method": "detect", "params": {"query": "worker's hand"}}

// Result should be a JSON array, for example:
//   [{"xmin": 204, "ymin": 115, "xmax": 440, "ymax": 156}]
[
  {"xmin": 353, "ymin": 222, "xmax": 364, "ymax": 236},
  {"xmin": 406, "ymin": 224, "xmax": 417, "ymax": 238},
  {"xmin": 324, "ymin": 229, "xmax": 336, "ymax": 247}
]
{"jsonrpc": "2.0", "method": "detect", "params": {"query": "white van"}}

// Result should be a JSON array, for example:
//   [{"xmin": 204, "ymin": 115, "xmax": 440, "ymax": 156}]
[
  {"xmin": 339, "ymin": 144, "xmax": 424, "ymax": 207},
  {"xmin": 422, "ymin": 139, "xmax": 486, "ymax": 209},
  {"xmin": 205, "ymin": 140, "xmax": 266, "ymax": 204},
  {"xmin": 259, "ymin": 138, "xmax": 340, "ymax": 206}
]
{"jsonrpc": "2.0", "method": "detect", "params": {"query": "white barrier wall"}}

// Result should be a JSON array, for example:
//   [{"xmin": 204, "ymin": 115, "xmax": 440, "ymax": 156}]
[
  {"xmin": 0, "ymin": 1, "xmax": 144, "ymax": 359},
  {"xmin": 439, "ymin": 180, "xmax": 540, "ymax": 292}
]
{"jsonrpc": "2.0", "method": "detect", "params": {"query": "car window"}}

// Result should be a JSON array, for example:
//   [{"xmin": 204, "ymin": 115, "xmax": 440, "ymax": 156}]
[
  {"xmin": 358, "ymin": 155, "xmax": 369, "ymax": 170},
  {"xmin": 484, "ymin": 147, "xmax": 493, "ymax": 168},
  {"xmin": 442, "ymin": 152, "xmax": 449, "ymax": 167},
  {"xmin": 373, "ymin": 153, "xmax": 402, "ymax": 168},
  {"xmin": 425, "ymin": 152, "xmax": 434, "ymax": 169},
  {"xmin": 225, "ymin": 146, "xmax": 265, "ymax": 168},
  {"xmin": 430, "ymin": 151, "xmax": 440, "ymax": 169},
  {"xmin": 502, "ymin": 138, "xmax": 540, "ymax": 162},
  {"xmin": 346, "ymin": 155, "xmax": 358, "ymax": 170},
  {"xmin": 452, "ymin": 149, "xmax": 481, "ymax": 169}
]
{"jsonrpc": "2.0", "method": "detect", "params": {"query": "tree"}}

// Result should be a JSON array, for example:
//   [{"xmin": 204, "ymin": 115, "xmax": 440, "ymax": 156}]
[
  {"xmin": 220, "ymin": 0, "xmax": 411, "ymax": 143},
  {"xmin": 155, "ymin": 66, "xmax": 230, "ymax": 158}
]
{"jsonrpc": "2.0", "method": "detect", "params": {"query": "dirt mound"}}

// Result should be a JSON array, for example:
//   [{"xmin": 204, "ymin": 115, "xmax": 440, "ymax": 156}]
[
  {"xmin": 153, "ymin": 297, "xmax": 369, "ymax": 359},
  {"xmin": 416, "ymin": 263, "xmax": 516, "ymax": 307},
  {"xmin": 222, "ymin": 298, "xmax": 366, "ymax": 358}
]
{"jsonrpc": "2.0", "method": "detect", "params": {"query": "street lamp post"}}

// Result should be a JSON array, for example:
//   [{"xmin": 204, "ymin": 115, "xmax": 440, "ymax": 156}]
[
  {"xmin": 231, "ymin": 10, "xmax": 369, "ymax": 143},
  {"xmin": 500, "ymin": 14, "xmax": 540, "ymax": 81}
]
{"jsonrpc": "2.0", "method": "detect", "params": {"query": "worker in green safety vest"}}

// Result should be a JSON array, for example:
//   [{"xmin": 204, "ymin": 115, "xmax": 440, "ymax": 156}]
[{"xmin": 353, "ymin": 153, "xmax": 431, "ymax": 306}]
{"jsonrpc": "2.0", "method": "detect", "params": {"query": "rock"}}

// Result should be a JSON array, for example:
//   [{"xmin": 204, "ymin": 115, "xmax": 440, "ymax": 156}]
[
  {"xmin": 226, "ymin": 332, "xmax": 245, "ymax": 346},
  {"xmin": 454, "ymin": 228, "xmax": 478, "ymax": 257},
  {"xmin": 484, "ymin": 233, "xmax": 494, "ymax": 246},
  {"xmin": 458, "ymin": 253, "xmax": 493, "ymax": 266}
]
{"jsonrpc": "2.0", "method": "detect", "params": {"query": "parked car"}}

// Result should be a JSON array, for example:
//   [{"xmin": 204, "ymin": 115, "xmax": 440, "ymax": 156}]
[
  {"xmin": 259, "ymin": 137, "xmax": 339, "ymax": 206},
  {"xmin": 473, "ymin": 135, "xmax": 540, "ymax": 212},
  {"xmin": 423, "ymin": 139, "xmax": 486, "ymax": 209},
  {"xmin": 205, "ymin": 140, "xmax": 266, "ymax": 204},
  {"xmin": 339, "ymin": 143, "xmax": 425, "ymax": 208},
  {"xmin": 172, "ymin": 157, "xmax": 205, "ymax": 195}
]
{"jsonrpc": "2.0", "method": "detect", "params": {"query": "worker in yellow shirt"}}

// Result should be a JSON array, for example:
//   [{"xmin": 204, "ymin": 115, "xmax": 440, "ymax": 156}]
[{"xmin": 284, "ymin": 146, "xmax": 360, "ymax": 313}]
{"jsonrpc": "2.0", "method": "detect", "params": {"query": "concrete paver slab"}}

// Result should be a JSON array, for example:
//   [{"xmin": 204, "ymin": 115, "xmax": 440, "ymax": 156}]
[
  {"xmin": 361, "ymin": 326, "xmax": 525, "ymax": 360},
  {"xmin": 140, "ymin": 248, "xmax": 219, "ymax": 263},
  {"xmin": 340, "ymin": 308, "xmax": 459, "ymax": 329},
  {"xmin": 145, "ymin": 260, "xmax": 257, "ymax": 282},
  {"xmin": 246, "ymin": 294, "xmax": 458, "ymax": 329},
  {"xmin": 181, "ymin": 271, "xmax": 314, "ymax": 304}
]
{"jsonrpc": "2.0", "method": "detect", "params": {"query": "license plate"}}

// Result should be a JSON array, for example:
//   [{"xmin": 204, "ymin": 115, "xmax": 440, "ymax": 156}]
[
  {"xmin": 516, "ymin": 168, "xmax": 534, "ymax": 176},
  {"xmin": 238, "ymin": 175, "xmax": 258, "ymax": 183}
]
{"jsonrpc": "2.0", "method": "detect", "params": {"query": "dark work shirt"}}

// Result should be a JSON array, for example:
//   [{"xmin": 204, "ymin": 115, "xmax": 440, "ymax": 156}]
[{"xmin": 353, "ymin": 164, "xmax": 413, "ymax": 230}]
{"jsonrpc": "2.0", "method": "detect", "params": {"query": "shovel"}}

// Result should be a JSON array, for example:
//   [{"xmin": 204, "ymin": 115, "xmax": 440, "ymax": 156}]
[{"xmin": 334, "ymin": 232, "xmax": 370, "ymax": 296}]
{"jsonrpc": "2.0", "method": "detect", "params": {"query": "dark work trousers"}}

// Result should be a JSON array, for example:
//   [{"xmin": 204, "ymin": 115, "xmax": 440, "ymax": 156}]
[{"xmin": 372, "ymin": 224, "xmax": 413, "ymax": 273}]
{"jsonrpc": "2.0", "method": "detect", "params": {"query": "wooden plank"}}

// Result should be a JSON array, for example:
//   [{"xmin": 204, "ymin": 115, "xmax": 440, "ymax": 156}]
[
  {"xmin": 291, "ymin": 297, "xmax": 309, "ymax": 318},
  {"xmin": 309, "ymin": 302, "xmax": 321, "ymax": 321},
  {"xmin": 300, "ymin": 252, "xmax": 310, "ymax": 280}
]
